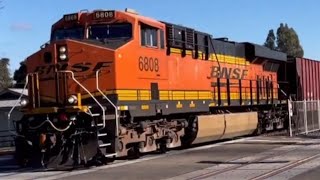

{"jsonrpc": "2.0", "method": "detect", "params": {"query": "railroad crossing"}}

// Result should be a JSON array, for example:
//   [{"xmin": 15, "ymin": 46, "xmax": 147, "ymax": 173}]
[{"xmin": 1, "ymin": 135, "xmax": 320, "ymax": 180}]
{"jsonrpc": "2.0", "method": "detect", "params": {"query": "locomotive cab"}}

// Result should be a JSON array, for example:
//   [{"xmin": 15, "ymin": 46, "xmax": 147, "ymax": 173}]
[
  {"xmin": 12, "ymin": 9, "xmax": 155, "ymax": 168},
  {"xmin": 22, "ymin": 8, "xmax": 167, "ymax": 109}
]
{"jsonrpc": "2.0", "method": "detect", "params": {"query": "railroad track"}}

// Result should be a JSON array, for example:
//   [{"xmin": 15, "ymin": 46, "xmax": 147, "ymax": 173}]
[
  {"xmin": 3, "ymin": 136, "xmax": 320, "ymax": 180},
  {"xmin": 260, "ymin": 129, "xmax": 289, "ymax": 137},
  {"xmin": 250, "ymin": 153, "xmax": 320, "ymax": 180},
  {"xmin": 186, "ymin": 144, "xmax": 301, "ymax": 180},
  {"xmin": 177, "ymin": 143, "xmax": 320, "ymax": 180}
]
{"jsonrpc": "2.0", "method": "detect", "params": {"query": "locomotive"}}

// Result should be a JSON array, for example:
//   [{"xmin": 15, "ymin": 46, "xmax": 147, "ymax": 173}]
[{"xmin": 10, "ymin": 8, "xmax": 289, "ymax": 169}]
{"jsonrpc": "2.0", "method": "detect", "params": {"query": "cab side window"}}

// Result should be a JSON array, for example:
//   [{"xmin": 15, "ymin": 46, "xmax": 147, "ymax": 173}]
[
  {"xmin": 141, "ymin": 23, "xmax": 158, "ymax": 48},
  {"xmin": 160, "ymin": 30, "xmax": 165, "ymax": 49}
]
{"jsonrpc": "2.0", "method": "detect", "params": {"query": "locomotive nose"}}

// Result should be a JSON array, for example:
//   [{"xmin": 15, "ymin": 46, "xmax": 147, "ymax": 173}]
[
  {"xmin": 34, "ymin": 40, "xmax": 115, "ymax": 75},
  {"xmin": 55, "ymin": 40, "xmax": 115, "ymax": 74}
]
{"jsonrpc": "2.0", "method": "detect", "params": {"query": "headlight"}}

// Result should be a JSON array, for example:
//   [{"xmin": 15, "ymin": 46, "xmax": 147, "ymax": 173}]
[
  {"xmin": 67, "ymin": 95, "xmax": 78, "ymax": 104},
  {"xmin": 59, "ymin": 46, "xmax": 67, "ymax": 53},
  {"xmin": 20, "ymin": 98, "xmax": 28, "ymax": 107},
  {"xmin": 59, "ymin": 54, "xmax": 67, "ymax": 60},
  {"xmin": 58, "ymin": 45, "xmax": 68, "ymax": 61},
  {"xmin": 70, "ymin": 115, "xmax": 77, "ymax": 121}
]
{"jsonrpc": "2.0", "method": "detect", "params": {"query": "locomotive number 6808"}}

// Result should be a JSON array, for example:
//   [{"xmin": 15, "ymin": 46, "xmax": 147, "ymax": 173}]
[{"xmin": 138, "ymin": 56, "xmax": 159, "ymax": 72}]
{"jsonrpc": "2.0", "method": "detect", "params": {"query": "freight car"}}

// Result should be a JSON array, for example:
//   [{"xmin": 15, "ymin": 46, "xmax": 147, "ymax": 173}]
[
  {"xmin": 9, "ymin": 8, "xmax": 289, "ymax": 169},
  {"xmin": 284, "ymin": 57, "xmax": 320, "ymax": 101}
]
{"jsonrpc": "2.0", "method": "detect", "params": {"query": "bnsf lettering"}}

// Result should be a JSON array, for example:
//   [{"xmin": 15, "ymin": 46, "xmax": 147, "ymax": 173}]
[
  {"xmin": 34, "ymin": 66, "xmax": 47, "ymax": 75},
  {"xmin": 93, "ymin": 62, "xmax": 112, "ymax": 72},
  {"xmin": 209, "ymin": 66, "xmax": 248, "ymax": 79},
  {"xmin": 72, "ymin": 63, "xmax": 91, "ymax": 72},
  {"xmin": 34, "ymin": 61, "xmax": 112, "ymax": 75}
]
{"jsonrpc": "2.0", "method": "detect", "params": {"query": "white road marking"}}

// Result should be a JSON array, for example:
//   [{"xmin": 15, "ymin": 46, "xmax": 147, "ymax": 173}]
[{"xmin": 3, "ymin": 171, "xmax": 66, "ymax": 180}]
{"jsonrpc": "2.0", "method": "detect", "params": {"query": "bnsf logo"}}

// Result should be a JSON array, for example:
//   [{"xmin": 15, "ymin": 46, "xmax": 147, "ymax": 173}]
[
  {"xmin": 34, "ymin": 61, "xmax": 112, "ymax": 75},
  {"xmin": 208, "ymin": 66, "xmax": 248, "ymax": 79}
]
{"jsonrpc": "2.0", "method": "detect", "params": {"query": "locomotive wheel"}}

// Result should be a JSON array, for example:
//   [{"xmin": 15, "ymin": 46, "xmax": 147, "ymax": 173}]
[
  {"xmin": 158, "ymin": 143, "xmax": 167, "ymax": 154},
  {"xmin": 105, "ymin": 157, "xmax": 115, "ymax": 164},
  {"xmin": 127, "ymin": 145, "xmax": 140, "ymax": 159},
  {"xmin": 87, "ymin": 151, "xmax": 108, "ymax": 167},
  {"xmin": 181, "ymin": 116, "xmax": 198, "ymax": 147},
  {"xmin": 14, "ymin": 137, "xmax": 32, "ymax": 168},
  {"xmin": 15, "ymin": 152, "xmax": 29, "ymax": 168},
  {"xmin": 253, "ymin": 118, "xmax": 264, "ymax": 135}
]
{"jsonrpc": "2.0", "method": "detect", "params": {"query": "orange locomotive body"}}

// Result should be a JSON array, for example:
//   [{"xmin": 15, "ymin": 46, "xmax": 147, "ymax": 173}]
[{"xmin": 12, "ymin": 9, "xmax": 288, "ymax": 169}]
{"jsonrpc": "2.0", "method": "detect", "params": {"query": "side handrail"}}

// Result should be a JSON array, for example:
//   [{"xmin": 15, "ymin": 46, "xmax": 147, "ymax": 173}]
[
  {"xmin": 96, "ymin": 70, "xmax": 119, "ymax": 137},
  {"xmin": 278, "ymin": 83, "xmax": 288, "ymax": 97},
  {"xmin": 8, "ymin": 74, "xmax": 30, "ymax": 136},
  {"xmin": 59, "ymin": 70, "xmax": 106, "ymax": 129}
]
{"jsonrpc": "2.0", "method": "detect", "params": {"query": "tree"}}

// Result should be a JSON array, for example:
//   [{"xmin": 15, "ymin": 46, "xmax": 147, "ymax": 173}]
[
  {"xmin": 13, "ymin": 61, "xmax": 27, "ymax": 88},
  {"xmin": 0, "ymin": 58, "xmax": 13, "ymax": 89},
  {"xmin": 264, "ymin": 23, "xmax": 304, "ymax": 57},
  {"xmin": 264, "ymin": 29, "xmax": 276, "ymax": 50}
]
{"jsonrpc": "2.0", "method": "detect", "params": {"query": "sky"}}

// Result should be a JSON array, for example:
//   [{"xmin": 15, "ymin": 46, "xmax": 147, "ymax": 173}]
[{"xmin": 0, "ymin": 0, "xmax": 320, "ymax": 75}]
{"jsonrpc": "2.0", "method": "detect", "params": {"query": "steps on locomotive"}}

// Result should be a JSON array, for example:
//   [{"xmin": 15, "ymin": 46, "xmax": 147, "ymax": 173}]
[
  {"xmin": 86, "ymin": 105, "xmax": 118, "ymax": 157},
  {"xmin": 97, "ymin": 130, "xmax": 117, "ymax": 158},
  {"xmin": 96, "ymin": 115, "xmax": 115, "ymax": 126},
  {"xmin": 88, "ymin": 105, "xmax": 117, "ymax": 124},
  {"xmin": 98, "ymin": 133, "xmax": 111, "ymax": 148},
  {"xmin": 91, "ymin": 110, "xmax": 118, "ymax": 157}
]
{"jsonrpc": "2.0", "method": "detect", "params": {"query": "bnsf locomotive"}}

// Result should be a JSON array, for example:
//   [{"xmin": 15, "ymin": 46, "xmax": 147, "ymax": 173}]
[{"xmin": 10, "ymin": 8, "xmax": 289, "ymax": 168}]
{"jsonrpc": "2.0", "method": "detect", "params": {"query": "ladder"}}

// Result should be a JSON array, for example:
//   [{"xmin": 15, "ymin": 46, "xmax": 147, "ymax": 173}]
[
  {"xmin": 95, "ymin": 70, "xmax": 119, "ymax": 158},
  {"xmin": 60, "ymin": 70, "xmax": 116, "ymax": 157}
]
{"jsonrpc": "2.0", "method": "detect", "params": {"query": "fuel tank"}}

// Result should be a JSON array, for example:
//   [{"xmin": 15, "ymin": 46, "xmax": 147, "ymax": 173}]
[{"xmin": 192, "ymin": 112, "xmax": 258, "ymax": 144}]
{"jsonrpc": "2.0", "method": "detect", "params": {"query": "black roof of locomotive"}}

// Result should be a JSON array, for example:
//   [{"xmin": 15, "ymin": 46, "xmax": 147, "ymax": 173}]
[
  {"xmin": 242, "ymin": 42, "xmax": 287, "ymax": 62},
  {"xmin": 161, "ymin": 21, "xmax": 287, "ymax": 62}
]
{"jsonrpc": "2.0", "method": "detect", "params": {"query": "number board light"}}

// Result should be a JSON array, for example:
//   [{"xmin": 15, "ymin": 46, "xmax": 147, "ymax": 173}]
[
  {"xmin": 93, "ymin": 11, "xmax": 115, "ymax": 20},
  {"xmin": 63, "ymin": 13, "xmax": 79, "ymax": 22}
]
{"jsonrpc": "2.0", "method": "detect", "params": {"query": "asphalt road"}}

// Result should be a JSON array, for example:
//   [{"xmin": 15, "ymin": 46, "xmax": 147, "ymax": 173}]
[{"xmin": 1, "ymin": 136, "xmax": 320, "ymax": 180}]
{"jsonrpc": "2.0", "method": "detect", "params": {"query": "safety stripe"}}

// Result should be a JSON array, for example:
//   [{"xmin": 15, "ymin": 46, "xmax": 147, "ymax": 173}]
[
  {"xmin": 79, "ymin": 90, "xmax": 277, "ymax": 101},
  {"xmin": 176, "ymin": 101, "xmax": 183, "ymax": 108},
  {"xmin": 141, "ymin": 105, "xmax": 149, "ymax": 110},
  {"xmin": 208, "ymin": 54, "xmax": 250, "ymax": 66},
  {"xmin": 170, "ymin": 48, "xmax": 193, "ymax": 55},
  {"xmin": 189, "ymin": 101, "xmax": 196, "ymax": 108},
  {"xmin": 23, "ymin": 105, "xmax": 90, "ymax": 115},
  {"xmin": 40, "ymin": 90, "xmax": 277, "ymax": 102},
  {"xmin": 170, "ymin": 48, "xmax": 250, "ymax": 66}
]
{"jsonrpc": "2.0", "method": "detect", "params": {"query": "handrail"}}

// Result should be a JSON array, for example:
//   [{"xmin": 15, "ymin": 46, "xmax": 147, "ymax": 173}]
[
  {"xmin": 96, "ymin": 70, "xmax": 119, "ymax": 137},
  {"xmin": 8, "ymin": 74, "xmax": 30, "ymax": 136},
  {"xmin": 59, "ymin": 70, "xmax": 106, "ymax": 129},
  {"xmin": 277, "ymin": 83, "xmax": 288, "ymax": 97}
]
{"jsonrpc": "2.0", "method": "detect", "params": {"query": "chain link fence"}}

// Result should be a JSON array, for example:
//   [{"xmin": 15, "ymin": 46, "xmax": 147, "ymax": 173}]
[{"xmin": 288, "ymin": 100, "xmax": 320, "ymax": 136}]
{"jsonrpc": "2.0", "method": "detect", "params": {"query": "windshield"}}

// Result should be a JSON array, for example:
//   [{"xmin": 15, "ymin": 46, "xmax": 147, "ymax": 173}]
[
  {"xmin": 51, "ymin": 27, "xmax": 84, "ymax": 41},
  {"xmin": 89, "ymin": 23, "xmax": 132, "ymax": 40}
]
